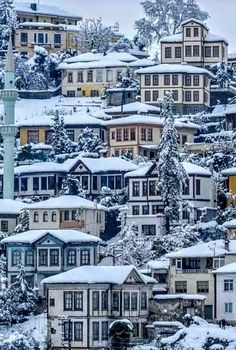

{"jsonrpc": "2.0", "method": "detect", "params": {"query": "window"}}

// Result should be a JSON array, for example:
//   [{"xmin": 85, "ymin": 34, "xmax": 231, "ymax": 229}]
[
  {"xmin": 204, "ymin": 91, "xmax": 208, "ymax": 104},
  {"xmin": 102, "ymin": 321, "xmax": 109, "ymax": 340},
  {"xmin": 132, "ymin": 205, "xmax": 139, "ymax": 215},
  {"xmin": 185, "ymin": 75, "xmax": 192, "ymax": 86},
  {"xmin": 92, "ymin": 291, "xmax": 99, "ymax": 311},
  {"xmin": 145, "ymin": 90, "xmax": 151, "ymax": 102},
  {"xmin": 81, "ymin": 250, "xmax": 90, "ymax": 265},
  {"xmin": 115, "ymin": 176, "xmax": 122, "ymax": 189},
  {"xmin": 194, "ymin": 27, "xmax": 199, "ymax": 37},
  {"xmin": 112, "ymin": 292, "xmax": 119, "ymax": 311},
  {"xmin": 67, "ymin": 250, "xmax": 76, "ymax": 266},
  {"xmin": 185, "ymin": 46, "xmax": 192, "ymax": 57},
  {"xmin": 172, "ymin": 75, "xmax": 178, "ymax": 85},
  {"xmin": 186, "ymin": 28, "xmax": 191, "ymax": 37},
  {"xmin": 193, "ymin": 45, "xmax": 199, "ymax": 57},
  {"xmin": 54, "ymin": 33, "xmax": 61, "ymax": 44},
  {"xmin": 27, "ymin": 130, "xmax": 39, "ymax": 144},
  {"xmin": 124, "ymin": 292, "xmax": 130, "ymax": 310},
  {"xmin": 74, "ymin": 292, "xmax": 83, "ymax": 311},
  {"xmin": 64, "ymin": 292, "xmax": 73, "ymax": 311},
  {"xmin": 43, "ymin": 211, "xmax": 48, "ymax": 222},
  {"xmin": 12, "ymin": 250, "xmax": 21, "ymax": 266},
  {"xmin": 34, "ymin": 32, "xmax": 47, "ymax": 44},
  {"xmin": 205, "ymin": 46, "xmax": 211, "ymax": 58},
  {"xmin": 175, "ymin": 281, "xmax": 187, "ymax": 293},
  {"xmin": 64, "ymin": 210, "xmax": 70, "ymax": 221},
  {"xmin": 141, "ymin": 292, "xmax": 147, "ymax": 310},
  {"xmin": 175, "ymin": 47, "xmax": 182, "ymax": 58},
  {"xmin": 52, "ymin": 211, "xmax": 57, "ymax": 222},
  {"xmin": 102, "ymin": 291, "xmax": 108, "ymax": 310},
  {"xmin": 130, "ymin": 128, "xmax": 136, "ymax": 140},
  {"xmin": 106, "ymin": 69, "xmax": 113, "ymax": 82},
  {"xmin": 92, "ymin": 322, "xmax": 99, "ymax": 341},
  {"xmin": 20, "ymin": 32, "xmax": 28, "ymax": 43},
  {"xmin": 152, "ymin": 205, "xmax": 159, "ymax": 214},
  {"xmin": 185, "ymin": 91, "xmax": 191, "ymax": 102},
  {"xmin": 213, "ymin": 46, "xmax": 219, "ymax": 57},
  {"xmin": 182, "ymin": 135, "xmax": 187, "ymax": 145},
  {"xmin": 213, "ymin": 257, "xmax": 225, "ymax": 269},
  {"xmin": 74, "ymin": 322, "xmax": 83, "ymax": 341},
  {"xmin": 41, "ymin": 177, "xmax": 47, "ymax": 190},
  {"xmin": 93, "ymin": 176, "xmax": 98, "ymax": 191},
  {"xmin": 224, "ymin": 279, "xmax": 233, "ymax": 292},
  {"xmin": 96, "ymin": 69, "xmax": 103, "ymax": 82},
  {"xmin": 197, "ymin": 281, "xmax": 209, "ymax": 293},
  {"xmin": 141, "ymin": 128, "xmax": 146, "ymax": 141},
  {"xmin": 20, "ymin": 177, "xmax": 28, "ymax": 191},
  {"xmin": 50, "ymin": 298, "xmax": 55, "ymax": 307},
  {"xmin": 77, "ymin": 71, "xmax": 83, "ymax": 83},
  {"xmin": 142, "ymin": 205, "xmax": 149, "ymax": 215},
  {"xmin": 68, "ymin": 72, "xmax": 73, "ymax": 83},
  {"xmin": 123, "ymin": 128, "xmax": 129, "ymax": 141},
  {"xmin": 152, "ymin": 90, "xmax": 159, "ymax": 101},
  {"xmin": 50, "ymin": 249, "xmax": 59, "ymax": 266},
  {"xmin": 25, "ymin": 250, "xmax": 34, "ymax": 266},
  {"xmin": 147, "ymin": 128, "xmax": 153, "ymax": 141},
  {"xmin": 153, "ymin": 74, "xmax": 159, "ymax": 86},
  {"xmin": 196, "ymin": 179, "xmax": 201, "ymax": 195},
  {"xmin": 165, "ymin": 47, "xmax": 172, "ymax": 58},
  {"xmin": 33, "ymin": 211, "xmax": 39, "ymax": 222},
  {"xmin": 117, "ymin": 129, "xmax": 122, "ymax": 141},
  {"xmin": 33, "ymin": 177, "xmax": 39, "ymax": 191},
  {"xmin": 172, "ymin": 90, "xmax": 178, "ymax": 101},
  {"xmin": 82, "ymin": 176, "xmax": 88, "ymax": 189},
  {"xmin": 193, "ymin": 91, "xmax": 199, "ymax": 102},
  {"xmin": 193, "ymin": 75, "xmax": 199, "ymax": 86},
  {"xmin": 183, "ymin": 178, "xmax": 190, "ymax": 195},
  {"xmin": 142, "ymin": 225, "xmax": 156, "ymax": 236},
  {"xmin": 87, "ymin": 70, "xmax": 93, "ymax": 82},
  {"xmin": 63, "ymin": 321, "xmax": 72, "ymax": 341},
  {"xmin": 90, "ymin": 90, "xmax": 99, "ymax": 97},
  {"xmin": 1, "ymin": 220, "xmax": 8, "ymax": 232},
  {"xmin": 67, "ymin": 90, "xmax": 75, "ymax": 97},
  {"xmin": 225, "ymin": 302, "xmax": 233, "ymax": 313},
  {"xmin": 144, "ymin": 74, "xmax": 151, "ymax": 86},
  {"xmin": 66, "ymin": 130, "xmax": 74, "ymax": 142},
  {"xmin": 39, "ymin": 249, "xmax": 48, "ymax": 266},
  {"xmin": 132, "ymin": 182, "xmax": 140, "ymax": 197},
  {"xmin": 14, "ymin": 178, "xmax": 19, "ymax": 192},
  {"xmin": 131, "ymin": 292, "xmax": 138, "ymax": 310},
  {"xmin": 149, "ymin": 181, "xmax": 157, "ymax": 196},
  {"xmin": 164, "ymin": 75, "xmax": 170, "ymax": 85}
]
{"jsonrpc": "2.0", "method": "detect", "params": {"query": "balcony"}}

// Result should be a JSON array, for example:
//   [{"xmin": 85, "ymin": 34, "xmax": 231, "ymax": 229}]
[
  {"xmin": 177, "ymin": 268, "xmax": 209, "ymax": 274},
  {"xmin": 60, "ymin": 220, "xmax": 85, "ymax": 229}
]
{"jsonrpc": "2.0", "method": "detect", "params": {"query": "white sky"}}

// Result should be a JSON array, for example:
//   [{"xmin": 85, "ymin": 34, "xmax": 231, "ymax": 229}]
[{"xmin": 17, "ymin": 0, "xmax": 236, "ymax": 52}]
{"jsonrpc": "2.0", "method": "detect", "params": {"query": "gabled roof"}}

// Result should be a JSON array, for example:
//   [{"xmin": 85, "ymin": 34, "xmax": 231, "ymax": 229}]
[
  {"xmin": 135, "ymin": 64, "xmax": 214, "ymax": 78},
  {"xmin": 1, "ymin": 229, "xmax": 101, "ymax": 245},
  {"xmin": 213, "ymin": 261, "xmax": 236, "ymax": 274},
  {"xmin": 64, "ymin": 52, "xmax": 137, "ymax": 64},
  {"xmin": 41, "ymin": 265, "xmax": 150, "ymax": 285},
  {"xmin": 0, "ymin": 199, "xmax": 26, "ymax": 215},
  {"xmin": 181, "ymin": 18, "xmax": 209, "ymax": 30}
]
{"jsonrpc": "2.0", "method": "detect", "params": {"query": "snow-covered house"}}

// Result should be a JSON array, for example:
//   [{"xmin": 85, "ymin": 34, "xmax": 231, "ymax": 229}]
[
  {"xmin": 146, "ymin": 259, "xmax": 170, "ymax": 294},
  {"xmin": 125, "ymin": 161, "xmax": 216, "ymax": 235},
  {"xmin": 26, "ymin": 195, "xmax": 106, "ymax": 237},
  {"xmin": 106, "ymin": 115, "xmax": 199, "ymax": 158},
  {"xmin": 0, "ymin": 199, "xmax": 26, "ymax": 234},
  {"xmin": 159, "ymin": 19, "xmax": 228, "ymax": 69},
  {"xmin": 104, "ymin": 101, "xmax": 161, "ymax": 118},
  {"xmin": 166, "ymin": 239, "xmax": 236, "ymax": 320},
  {"xmin": 1, "ymin": 229, "xmax": 101, "ymax": 295},
  {"xmin": 136, "ymin": 64, "xmax": 214, "ymax": 114},
  {"xmin": 0, "ymin": 156, "xmax": 137, "ymax": 199},
  {"xmin": 213, "ymin": 262, "xmax": 236, "ymax": 322},
  {"xmin": 42, "ymin": 265, "xmax": 155, "ymax": 348}
]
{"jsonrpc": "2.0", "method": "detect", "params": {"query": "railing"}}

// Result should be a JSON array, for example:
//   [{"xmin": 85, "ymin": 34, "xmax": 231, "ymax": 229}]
[{"xmin": 177, "ymin": 269, "xmax": 209, "ymax": 274}]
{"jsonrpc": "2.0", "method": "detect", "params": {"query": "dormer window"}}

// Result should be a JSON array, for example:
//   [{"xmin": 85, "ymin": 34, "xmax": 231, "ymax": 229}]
[
  {"xmin": 186, "ymin": 28, "xmax": 191, "ymax": 37},
  {"xmin": 194, "ymin": 28, "xmax": 199, "ymax": 37}
]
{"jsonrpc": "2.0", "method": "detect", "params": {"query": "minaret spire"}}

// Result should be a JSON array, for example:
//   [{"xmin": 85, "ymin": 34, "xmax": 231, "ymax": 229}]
[{"xmin": 5, "ymin": 38, "xmax": 14, "ymax": 72}]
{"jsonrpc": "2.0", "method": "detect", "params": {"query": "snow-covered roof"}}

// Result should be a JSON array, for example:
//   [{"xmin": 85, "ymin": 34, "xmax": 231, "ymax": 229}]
[
  {"xmin": 141, "ymin": 274, "xmax": 157, "ymax": 284},
  {"xmin": 104, "ymin": 101, "xmax": 160, "ymax": 115},
  {"xmin": 128, "ymin": 58, "xmax": 155, "ymax": 68},
  {"xmin": 147, "ymin": 259, "xmax": 170, "ymax": 270},
  {"xmin": 80, "ymin": 157, "xmax": 138, "ymax": 173},
  {"xmin": 166, "ymin": 240, "xmax": 236, "ymax": 258},
  {"xmin": 41, "ymin": 265, "xmax": 150, "ymax": 285},
  {"xmin": 223, "ymin": 219, "xmax": 236, "ymax": 229},
  {"xmin": 15, "ymin": 2, "xmax": 82, "ymax": 20},
  {"xmin": 105, "ymin": 115, "xmax": 199, "ymax": 129},
  {"xmin": 160, "ymin": 32, "xmax": 227, "ymax": 44},
  {"xmin": 59, "ymin": 59, "xmax": 128, "ymax": 70},
  {"xmin": 153, "ymin": 320, "xmax": 185, "ymax": 328},
  {"xmin": 1, "ymin": 229, "xmax": 101, "ymax": 245},
  {"xmin": 0, "ymin": 199, "xmax": 26, "ymax": 215},
  {"xmin": 19, "ymin": 22, "xmax": 80, "ymax": 32},
  {"xmin": 27, "ymin": 195, "xmax": 106, "ymax": 211},
  {"xmin": 153, "ymin": 294, "xmax": 206, "ymax": 301},
  {"xmin": 181, "ymin": 18, "xmax": 209, "ymax": 30},
  {"xmin": 64, "ymin": 52, "xmax": 137, "ymax": 66},
  {"xmin": 213, "ymin": 261, "xmax": 236, "ymax": 274},
  {"xmin": 225, "ymin": 104, "xmax": 236, "ymax": 115},
  {"xmin": 135, "ymin": 64, "xmax": 214, "ymax": 78},
  {"xmin": 222, "ymin": 167, "xmax": 236, "ymax": 176}
]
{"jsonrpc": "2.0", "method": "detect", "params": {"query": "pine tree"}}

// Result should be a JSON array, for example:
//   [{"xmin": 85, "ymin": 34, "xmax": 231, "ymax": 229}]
[
  {"xmin": 0, "ymin": 0, "xmax": 17, "ymax": 50},
  {"xmin": 210, "ymin": 62, "xmax": 233, "ymax": 88},
  {"xmin": 51, "ymin": 113, "xmax": 73, "ymax": 155},
  {"xmin": 98, "ymin": 187, "xmax": 119, "ymax": 207},
  {"xmin": 0, "ymin": 331, "xmax": 40, "ymax": 350},
  {"xmin": 60, "ymin": 175, "xmax": 87, "ymax": 197},
  {"xmin": 77, "ymin": 127, "xmax": 106, "ymax": 157},
  {"xmin": 157, "ymin": 92, "xmax": 188, "ymax": 233},
  {"xmin": 13, "ymin": 209, "xmax": 29, "ymax": 234},
  {"xmin": 1, "ymin": 265, "xmax": 37, "ymax": 324}
]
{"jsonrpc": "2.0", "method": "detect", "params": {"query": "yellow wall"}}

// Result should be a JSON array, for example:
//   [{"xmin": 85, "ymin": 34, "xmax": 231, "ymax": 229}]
[
  {"xmin": 20, "ymin": 128, "xmax": 47, "ymax": 145},
  {"xmin": 229, "ymin": 175, "xmax": 236, "ymax": 195}
]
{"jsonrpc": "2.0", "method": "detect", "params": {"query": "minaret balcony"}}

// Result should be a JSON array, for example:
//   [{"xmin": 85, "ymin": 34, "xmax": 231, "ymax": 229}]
[
  {"xmin": 0, "ymin": 125, "xmax": 17, "ymax": 137},
  {"xmin": 0, "ymin": 90, "xmax": 18, "ymax": 100}
]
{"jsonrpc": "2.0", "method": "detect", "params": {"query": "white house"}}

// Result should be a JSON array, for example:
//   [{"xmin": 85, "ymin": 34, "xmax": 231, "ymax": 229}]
[
  {"xmin": 27, "ymin": 195, "xmax": 107, "ymax": 237},
  {"xmin": 42, "ymin": 265, "xmax": 156, "ymax": 349},
  {"xmin": 0, "ymin": 199, "xmax": 26, "ymax": 234},
  {"xmin": 1, "ymin": 229, "xmax": 101, "ymax": 295},
  {"xmin": 213, "ymin": 262, "xmax": 236, "ymax": 322}
]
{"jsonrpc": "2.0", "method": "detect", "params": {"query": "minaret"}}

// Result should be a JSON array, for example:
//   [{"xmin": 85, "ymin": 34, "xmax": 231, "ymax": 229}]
[{"xmin": 0, "ymin": 39, "xmax": 18, "ymax": 199}]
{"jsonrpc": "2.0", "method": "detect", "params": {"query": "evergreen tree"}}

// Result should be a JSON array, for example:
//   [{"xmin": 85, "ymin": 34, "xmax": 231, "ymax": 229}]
[
  {"xmin": 116, "ymin": 67, "xmax": 140, "ymax": 90},
  {"xmin": 111, "ymin": 37, "xmax": 133, "ymax": 52},
  {"xmin": 0, "ymin": 0, "xmax": 17, "ymax": 50},
  {"xmin": 210, "ymin": 62, "xmax": 233, "ymax": 88},
  {"xmin": 157, "ymin": 92, "xmax": 188, "ymax": 233},
  {"xmin": 13, "ymin": 209, "xmax": 29, "ymax": 234},
  {"xmin": 51, "ymin": 113, "xmax": 73, "ymax": 155},
  {"xmin": 77, "ymin": 127, "xmax": 106, "ymax": 157},
  {"xmin": 60, "ymin": 174, "xmax": 87, "ymax": 197},
  {"xmin": 0, "ymin": 331, "xmax": 40, "ymax": 350},
  {"xmin": 1, "ymin": 265, "xmax": 37, "ymax": 324},
  {"xmin": 98, "ymin": 186, "xmax": 119, "ymax": 207}
]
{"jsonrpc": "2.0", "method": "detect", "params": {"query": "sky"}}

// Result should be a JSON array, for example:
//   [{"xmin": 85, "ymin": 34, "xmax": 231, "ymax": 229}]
[{"xmin": 17, "ymin": 0, "xmax": 236, "ymax": 51}]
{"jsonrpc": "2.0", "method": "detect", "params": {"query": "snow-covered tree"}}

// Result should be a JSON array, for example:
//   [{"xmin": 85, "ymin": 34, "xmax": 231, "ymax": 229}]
[
  {"xmin": 109, "ymin": 319, "xmax": 133, "ymax": 350},
  {"xmin": 1, "ymin": 265, "xmax": 37, "ymax": 324},
  {"xmin": 135, "ymin": 0, "xmax": 209, "ymax": 46},
  {"xmin": 14, "ymin": 54, "xmax": 30, "ymax": 90},
  {"xmin": 98, "ymin": 187, "xmax": 119, "ymax": 207},
  {"xmin": 0, "ymin": 0, "xmax": 17, "ymax": 50},
  {"xmin": 157, "ymin": 92, "xmax": 188, "ymax": 233},
  {"xmin": 51, "ymin": 113, "xmax": 73, "ymax": 155},
  {"xmin": 77, "ymin": 127, "xmax": 106, "ymax": 157},
  {"xmin": 116, "ymin": 68, "xmax": 140, "ymax": 90},
  {"xmin": 105, "ymin": 223, "xmax": 156, "ymax": 267},
  {"xmin": 210, "ymin": 62, "xmax": 234, "ymax": 88},
  {"xmin": 13, "ymin": 209, "xmax": 29, "ymax": 234},
  {"xmin": 0, "ymin": 331, "xmax": 40, "ymax": 350},
  {"xmin": 111, "ymin": 37, "xmax": 133, "ymax": 52},
  {"xmin": 74, "ymin": 18, "xmax": 113, "ymax": 53},
  {"xmin": 60, "ymin": 175, "xmax": 87, "ymax": 197}
]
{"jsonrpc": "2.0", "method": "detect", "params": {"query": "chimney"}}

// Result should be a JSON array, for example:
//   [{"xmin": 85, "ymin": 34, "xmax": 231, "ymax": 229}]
[{"xmin": 30, "ymin": 3, "xmax": 37, "ymax": 11}]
